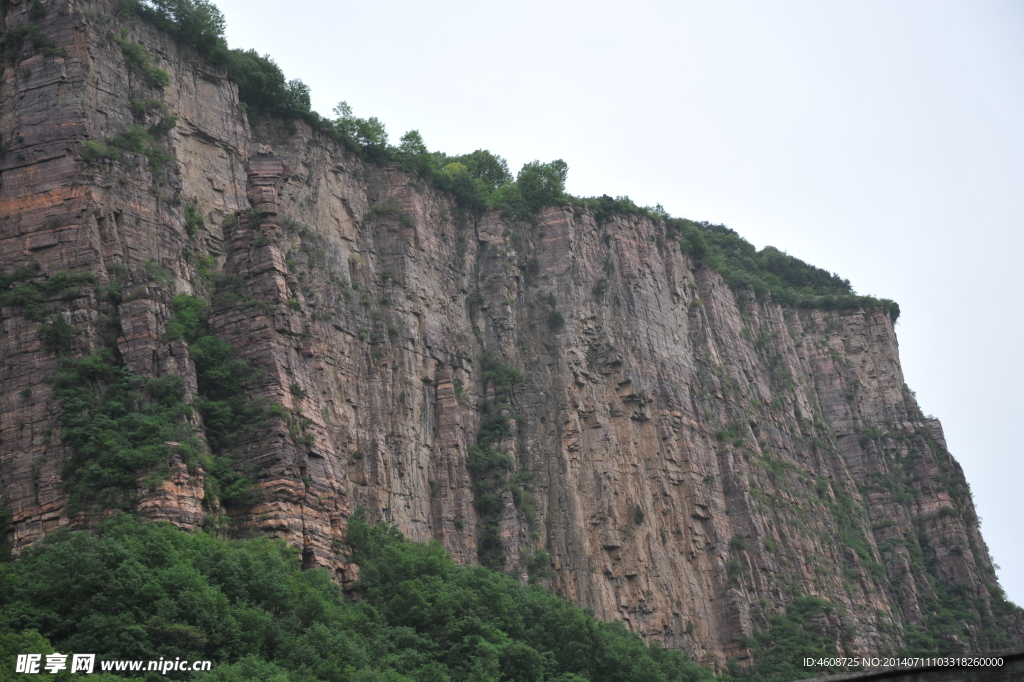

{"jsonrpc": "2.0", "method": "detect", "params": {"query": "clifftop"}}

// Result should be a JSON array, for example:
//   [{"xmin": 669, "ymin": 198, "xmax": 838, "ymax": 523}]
[{"xmin": 0, "ymin": 0, "xmax": 1020, "ymax": 673}]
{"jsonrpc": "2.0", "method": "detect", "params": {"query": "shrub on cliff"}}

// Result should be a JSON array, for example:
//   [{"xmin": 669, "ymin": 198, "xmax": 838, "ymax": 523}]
[
  {"xmin": 672, "ymin": 219, "xmax": 901, "ymax": 322},
  {"xmin": 454, "ymin": 149, "xmax": 515, "ymax": 195},
  {"xmin": 47, "ymin": 292, "xmax": 279, "ymax": 512},
  {"xmin": 115, "ymin": 0, "xmax": 899, "ymax": 326},
  {"xmin": 51, "ymin": 351, "xmax": 205, "ymax": 512},
  {"xmin": 413, "ymin": 145, "xmax": 516, "ymax": 213},
  {"xmin": 119, "ymin": 0, "xmax": 313, "ymax": 121},
  {"xmin": 119, "ymin": 0, "xmax": 227, "ymax": 59},
  {"xmin": 0, "ymin": 267, "xmax": 97, "ymax": 323},
  {"xmin": 332, "ymin": 100, "xmax": 390, "ymax": 158},
  {"xmin": 166, "ymin": 294, "xmax": 283, "ymax": 485},
  {"xmin": 0, "ymin": 20, "xmax": 65, "ymax": 64},
  {"xmin": 517, "ymin": 159, "xmax": 569, "ymax": 212},
  {"xmin": 729, "ymin": 597, "xmax": 853, "ymax": 681},
  {"xmin": 391, "ymin": 129, "xmax": 568, "ymax": 220},
  {"xmin": 226, "ymin": 49, "xmax": 311, "ymax": 120}
]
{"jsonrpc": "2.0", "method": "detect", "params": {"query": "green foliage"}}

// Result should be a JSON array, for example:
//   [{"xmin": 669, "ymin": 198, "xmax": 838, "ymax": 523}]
[
  {"xmin": 169, "ymin": 295, "xmax": 276, "ymax": 459},
  {"xmin": 0, "ymin": 514, "xmax": 716, "ymax": 682},
  {"xmin": 333, "ymin": 101, "xmax": 389, "ymax": 159},
  {"xmin": 366, "ymin": 200, "xmax": 416, "ymax": 229},
  {"xmin": 566, "ymin": 197, "xmax": 898, "ymax": 321},
  {"xmin": 437, "ymin": 150, "xmax": 513, "ymax": 212},
  {"xmin": 88, "ymin": 0, "xmax": 904, "ymax": 329},
  {"xmin": 207, "ymin": 272, "xmax": 264, "ymax": 311},
  {"xmin": 857, "ymin": 435, "xmax": 1024, "ymax": 655},
  {"xmin": 517, "ymin": 160, "xmax": 568, "ymax": 212},
  {"xmin": 759, "ymin": 455, "xmax": 795, "ymax": 478},
  {"xmin": 0, "ymin": 625, "xmax": 138, "ymax": 681},
  {"xmin": 129, "ymin": 95, "xmax": 164, "ymax": 118},
  {"xmin": 28, "ymin": 0, "xmax": 45, "ymax": 22},
  {"xmin": 119, "ymin": 0, "xmax": 227, "ymax": 58},
  {"xmin": 450, "ymin": 149, "xmax": 514, "ymax": 195},
  {"xmin": 50, "ymin": 351, "xmax": 203, "ymax": 513},
  {"xmin": 330, "ymin": 117, "xmax": 559, "ymax": 220},
  {"xmin": 0, "ymin": 20, "xmax": 65, "ymax": 64},
  {"xmin": 119, "ymin": 1, "xmax": 314, "ymax": 123},
  {"xmin": 714, "ymin": 425, "xmax": 744, "ymax": 448},
  {"xmin": 80, "ymin": 140, "xmax": 120, "ymax": 163},
  {"xmin": 115, "ymin": 32, "xmax": 170, "ymax": 88},
  {"xmin": 129, "ymin": 96, "xmax": 178, "ymax": 135},
  {"xmin": 522, "ymin": 256, "xmax": 541, "ymax": 283},
  {"xmin": 477, "ymin": 159, "xmax": 569, "ymax": 221},
  {"xmin": 142, "ymin": 259, "xmax": 172, "ymax": 286},
  {"xmin": 38, "ymin": 315, "xmax": 73, "ymax": 354},
  {"xmin": 467, "ymin": 441, "xmax": 515, "ymax": 569},
  {"xmin": 734, "ymin": 597, "xmax": 855, "ymax": 681},
  {"xmin": 0, "ymin": 267, "xmax": 96, "ymax": 323},
  {"xmin": 547, "ymin": 309, "xmax": 565, "ymax": 331},
  {"xmin": 346, "ymin": 512, "xmax": 718, "ymax": 682},
  {"xmin": 693, "ymin": 224, "xmax": 848, "ymax": 294},
  {"xmin": 166, "ymin": 292, "xmax": 207, "ymax": 342},
  {"xmin": 226, "ymin": 49, "xmax": 311, "ymax": 120},
  {"xmin": 481, "ymin": 352, "xmax": 524, "ymax": 402},
  {"xmin": 898, "ymin": 531, "xmax": 1021, "ymax": 654},
  {"xmin": 466, "ymin": 353, "xmax": 529, "ymax": 567},
  {"xmin": 453, "ymin": 376, "xmax": 467, "ymax": 404},
  {"xmin": 729, "ymin": 535, "xmax": 749, "ymax": 552},
  {"xmin": 394, "ymin": 130, "xmax": 432, "ymax": 176},
  {"xmin": 108, "ymin": 125, "xmax": 172, "ymax": 175},
  {"xmin": 434, "ymin": 161, "xmax": 487, "ymax": 212},
  {"xmin": 574, "ymin": 195, "xmax": 650, "ymax": 225},
  {"xmin": 184, "ymin": 202, "xmax": 204, "ymax": 237},
  {"xmin": 46, "ymin": 292, "xmax": 277, "ymax": 512},
  {"xmin": 674, "ymin": 220, "xmax": 900, "ymax": 322},
  {"xmin": 526, "ymin": 548, "xmax": 552, "ymax": 575},
  {"xmin": 679, "ymin": 223, "xmax": 709, "ymax": 263},
  {"xmin": 82, "ymin": 124, "xmax": 174, "ymax": 180}
]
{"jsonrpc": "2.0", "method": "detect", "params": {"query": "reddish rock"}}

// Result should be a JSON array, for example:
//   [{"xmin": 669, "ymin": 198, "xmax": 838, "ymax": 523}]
[{"xmin": 0, "ymin": 0, "xmax": 1019, "ymax": 664}]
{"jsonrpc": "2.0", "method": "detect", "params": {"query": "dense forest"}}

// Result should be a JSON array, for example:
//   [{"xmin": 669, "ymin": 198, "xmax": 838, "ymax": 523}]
[{"xmin": 2, "ymin": 514, "xmax": 866, "ymax": 681}]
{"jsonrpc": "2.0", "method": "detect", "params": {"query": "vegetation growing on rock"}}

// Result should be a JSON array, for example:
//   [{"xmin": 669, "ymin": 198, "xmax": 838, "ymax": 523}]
[
  {"xmin": 1, "ymin": 2, "xmax": 1019, "ymax": 680},
  {"xmin": 0, "ymin": 513, "xmax": 718, "ymax": 682}
]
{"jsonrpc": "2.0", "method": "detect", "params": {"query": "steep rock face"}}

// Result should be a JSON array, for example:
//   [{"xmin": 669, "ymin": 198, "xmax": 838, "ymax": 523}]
[{"xmin": 1, "ymin": 0, "xmax": 1020, "ymax": 665}]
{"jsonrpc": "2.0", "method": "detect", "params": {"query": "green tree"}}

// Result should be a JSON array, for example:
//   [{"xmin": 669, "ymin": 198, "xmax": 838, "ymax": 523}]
[
  {"xmin": 124, "ymin": 0, "xmax": 227, "ymax": 57},
  {"xmin": 226, "ymin": 50, "xmax": 310, "ymax": 119},
  {"xmin": 517, "ymin": 159, "xmax": 568, "ymax": 213},
  {"xmin": 334, "ymin": 101, "xmax": 389, "ymax": 159},
  {"xmin": 396, "ymin": 130, "xmax": 432, "ymax": 177},
  {"xmin": 0, "ymin": 514, "xmax": 717, "ymax": 682},
  {"xmin": 456, "ymin": 149, "xmax": 512, "ymax": 194}
]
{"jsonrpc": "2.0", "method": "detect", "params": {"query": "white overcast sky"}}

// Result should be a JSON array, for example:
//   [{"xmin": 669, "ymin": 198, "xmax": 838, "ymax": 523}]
[{"xmin": 215, "ymin": 0, "xmax": 1024, "ymax": 607}]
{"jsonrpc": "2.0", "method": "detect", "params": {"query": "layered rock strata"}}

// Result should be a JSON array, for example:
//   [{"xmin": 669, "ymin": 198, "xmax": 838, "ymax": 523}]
[{"xmin": 1, "ymin": 0, "xmax": 1020, "ymax": 665}]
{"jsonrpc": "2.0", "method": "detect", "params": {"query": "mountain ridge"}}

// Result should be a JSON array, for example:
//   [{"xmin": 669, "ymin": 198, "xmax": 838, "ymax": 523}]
[{"xmin": 0, "ymin": 0, "xmax": 1020, "ymax": 673}]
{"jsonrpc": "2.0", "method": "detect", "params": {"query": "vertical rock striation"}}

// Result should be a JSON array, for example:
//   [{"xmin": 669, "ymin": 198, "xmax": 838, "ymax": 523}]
[{"xmin": 0, "ymin": 0, "xmax": 1020, "ymax": 665}]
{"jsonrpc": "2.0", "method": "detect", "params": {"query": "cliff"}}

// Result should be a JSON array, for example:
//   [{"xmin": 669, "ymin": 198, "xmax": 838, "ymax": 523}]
[{"xmin": 1, "ymin": 0, "xmax": 1020, "ymax": 667}]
